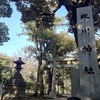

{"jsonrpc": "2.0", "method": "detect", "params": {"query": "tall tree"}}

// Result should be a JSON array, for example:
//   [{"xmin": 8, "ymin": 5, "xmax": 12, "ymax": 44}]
[
  {"xmin": 19, "ymin": 18, "xmax": 75, "ymax": 96},
  {"xmin": 11, "ymin": 0, "xmax": 100, "ymax": 46},
  {"xmin": 0, "ymin": 0, "xmax": 12, "ymax": 45},
  {"xmin": 20, "ymin": 21, "xmax": 57, "ymax": 96}
]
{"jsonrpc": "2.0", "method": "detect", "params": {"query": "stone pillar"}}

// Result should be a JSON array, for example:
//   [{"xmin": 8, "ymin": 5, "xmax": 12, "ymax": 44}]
[
  {"xmin": 49, "ymin": 61, "xmax": 56, "ymax": 98},
  {"xmin": 77, "ymin": 6, "xmax": 100, "ymax": 100},
  {"xmin": 71, "ymin": 68, "xmax": 80, "ymax": 98},
  {"xmin": 49, "ymin": 67, "xmax": 56, "ymax": 98},
  {"xmin": 2, "ymin": 57, "xmax": 26, "ymax": 100}
]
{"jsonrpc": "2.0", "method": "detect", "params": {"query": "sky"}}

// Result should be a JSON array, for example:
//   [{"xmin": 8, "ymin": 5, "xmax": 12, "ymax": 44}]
[{"xmin": 0, "ymin": 3, "xmax": 68, "ymax": 57}]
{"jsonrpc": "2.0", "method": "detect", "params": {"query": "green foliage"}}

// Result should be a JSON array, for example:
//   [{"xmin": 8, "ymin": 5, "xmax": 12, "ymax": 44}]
[
  {"xmin": 0, "ymin": 0, "xmax": 12, "ymax": 18},
  {"xmin": 20, "ymin": 18, "xmax": 75, "ymax": 59},
  {"xmin": 0, "ymin": 53, "xmax": 13, "ymax": 83},
  {"xmin": 55, "ymin": 68, "xmax": 71, "ymax": 94},
  {"xmin": 56, "ymin": 32, "xmax": 75, "ymax": 54},
  {"xmin": 17, "ymin": 10, "xmax": 75, "ymax": 95},
  {"xmin": 56, "ymin": 68, "xmax": 70, "ymax": 81},
  {"xmin": 0, "ymin": 22, "xmax": 10, "ymax": 45},
  {"xmin": 13, "ymin": 0, "xmax": 100, "ymax": 32},
  {"xmin": 13, "ymin": 0, "xmax": 55, "ymax": 28},
  {"xmin": 26, "ymin": 81, "xmax": 36, "ymax": 92},
  {"xmin": 0, "ymin": 54, "xmax": 12, "ymax": 66},
  {"xmin": 0, "ymin": 0, "xmax": 12, "ymax": 45}
]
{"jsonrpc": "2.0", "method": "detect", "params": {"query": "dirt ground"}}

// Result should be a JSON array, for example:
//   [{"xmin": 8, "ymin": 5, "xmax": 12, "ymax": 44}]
[
  {"xmin": 25, "ymin": 97, "xmax": 67, "ymax": 100},
  {"xmin": 25, "ymin": 94, "xmax": 69, "ymax": 100},
  {"xmin": 26, "ymin": 97, "xmax": 67, "ymax": 100}
]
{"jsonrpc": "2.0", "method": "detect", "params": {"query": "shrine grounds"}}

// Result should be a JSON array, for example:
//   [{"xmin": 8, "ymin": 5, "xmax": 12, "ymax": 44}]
[
  {"xmin": 26, "ymin": 97, "xmax": 67, "ymax": 100},
  {"xmin": 25, "ymin": 93, "xmax": 68, "ymax": 100}
]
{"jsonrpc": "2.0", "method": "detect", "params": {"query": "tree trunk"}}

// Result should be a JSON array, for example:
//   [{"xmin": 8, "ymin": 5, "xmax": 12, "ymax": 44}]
[
  {"xmin": 34, "ymin": 42, "xmax": 43, "ymax": 97},
  {"xmin": 40, "ymin": 70, "xmax": 44, "ymax": 96},
  {"xmin": 73, "ymin": 27, "xmax": 78, "ymax": 47},
  {"xmin": 0, "ymin": 68, "xmax": 2, "ymax": 84},
  {"xmin": 39, "ymin": 42, "xmax": 44, "ymax": 96},
  {"xmin": 34, "ymin": 60, "xmax": 40, "ymax": 97},
  {"xmin": 47, "ymin": 68, "xmax": 52, "ymax": 95}
]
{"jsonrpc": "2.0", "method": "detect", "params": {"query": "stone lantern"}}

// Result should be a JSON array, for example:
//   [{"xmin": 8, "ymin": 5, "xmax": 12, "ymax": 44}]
[
  {"xmin": 13, "ymin": 57, "xmax": 25, "ymax": 74},
  {"xmin": 2, "ymin": 57, "xmax": 26, "ymax": 100}
]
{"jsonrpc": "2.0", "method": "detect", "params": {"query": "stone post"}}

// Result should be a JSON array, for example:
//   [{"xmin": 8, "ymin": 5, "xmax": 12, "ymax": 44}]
[
  {"xmin": 49, "ymin": 60, "xmax": 56, "ymax": 98},
  {"xmin": 71, "ymin": 68, "xmax": 80, "ymax": 97},
  {"xmin": 77, "ymin": 6, "xmax": 100, "ymax": 100},
  {"xmin": 49, "ymin": 67, "xmax": 56, "ymax": 98},
  {"xmin": 2, "ymin": 57, "xmax": 26, "ymax": 100}
]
